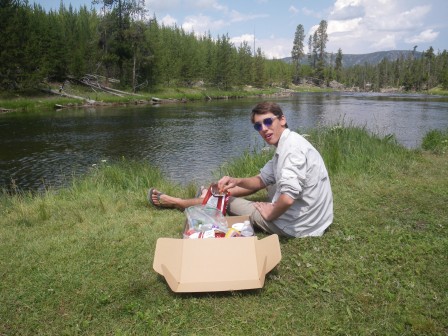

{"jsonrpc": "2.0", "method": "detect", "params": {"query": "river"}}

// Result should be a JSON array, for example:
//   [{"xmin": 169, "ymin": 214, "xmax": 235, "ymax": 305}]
[{"xmin": 1, "ymin": 92, "xmax": 447, "ymax": 192}]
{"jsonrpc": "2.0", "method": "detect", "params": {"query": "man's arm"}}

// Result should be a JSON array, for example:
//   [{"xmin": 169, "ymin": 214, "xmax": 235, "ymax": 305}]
[
  {"xmin": 253, "ymin": 193, "xmax": 294, "ymax": 221},
  {"xmin": 218, "ymin": 175, "xmax": 265, "ymax": 194}
]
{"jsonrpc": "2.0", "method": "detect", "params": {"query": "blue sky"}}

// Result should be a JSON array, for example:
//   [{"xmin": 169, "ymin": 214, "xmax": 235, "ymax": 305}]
[{"xmin": 33, "ymin": 0, "xmax": 448, "ymax": 59}]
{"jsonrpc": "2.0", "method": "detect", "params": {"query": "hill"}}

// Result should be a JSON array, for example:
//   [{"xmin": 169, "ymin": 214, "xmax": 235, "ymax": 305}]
[{"xmin": 282, "ymin": 50, "xmax": 423, "ymax": 67}]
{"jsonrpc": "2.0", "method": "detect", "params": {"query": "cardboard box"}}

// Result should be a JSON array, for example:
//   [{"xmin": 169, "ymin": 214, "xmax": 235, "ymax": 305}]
[{"xmin": 153, "ymin": 215, "xmax": 282, "ymax": 293}]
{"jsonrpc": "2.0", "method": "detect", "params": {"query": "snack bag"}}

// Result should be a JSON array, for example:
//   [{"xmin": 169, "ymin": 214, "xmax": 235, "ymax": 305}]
[
  {"xmin": 184, "ymin": 205, "xmax": 229, "ymax": 239},
  {"xmin": 201, "ymin": 183, "xmax": 230, "ymax": 215}
]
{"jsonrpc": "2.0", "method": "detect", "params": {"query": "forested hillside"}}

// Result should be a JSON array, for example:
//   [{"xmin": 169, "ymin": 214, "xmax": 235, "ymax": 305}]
[
  {"xmin": 284, "ymin": 50, "xmax": 424, "ymax": 68},
  {"xmin": 1, "ymin": 0, "xmax": 447, "ymax": 93}
]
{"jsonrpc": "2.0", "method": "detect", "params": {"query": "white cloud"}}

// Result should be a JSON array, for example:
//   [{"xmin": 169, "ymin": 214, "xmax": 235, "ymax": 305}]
[
  {"xmin": 301, "ymin": 6, "xmax": 322, "ymax": 18},
  {"xmin": 322, "ymin": 0, "xmax": 437, "ymax": 53},
  {"xmin": 186, "ymin": 0, "xmax": 228, "ymax": 12},
  {"xmin": 368, "ymin": 5, "xmax": 431, "ymax": 31},
  {"xmin": 330, "ymin": 0, "xmax": 364, "ymax": 20},
  {"xmin": 371, "ymin": 34, "xmax": 397, "ymax": 50},
  {"xmin": 257, "ymin": 37, "xmax": 292, "ymax": 59},
  {"xmin": 229, "ymin": 34, "xmax": 290, "ymax": 59},
  {"xmin": 328, "ymin": 18, "xmax": 362, "ymax": 34},
  {"xmin": 228, "ymin": 10, "xmax": 268, "ymax": 23},
  {"xmin": 230, "ymin": 34, "xmax": 255, "ymax": 45},
  {"xmin": 180, "ymin": 9, "xmax": 267, "ymax": 35},
  {"xmin": 406, "ymin": 29, "xmax": 439, "ymax": 43},
  {"xmin": 150, "ymin": 0, "xmax": 228, "ymax": 14},
  {"xmin": 149, "ymin": 0, "xmax": 181, "ymax": 12},
  {"xmin": 160, "ymin": 14, "xmax": 177, "ymax": 27},
  {"xmin": 182, "ymin": 14, "xmax": 226, "ymax": 33},
  {"xmin": 289, "ymin": 6, "xmax": 299, "ymax": 15}
]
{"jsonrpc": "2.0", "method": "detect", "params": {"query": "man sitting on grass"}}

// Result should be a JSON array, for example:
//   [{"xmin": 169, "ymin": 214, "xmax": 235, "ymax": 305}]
[{"xmin": 148, "ymin": 101, "xmax": 333, "ymax": 238}]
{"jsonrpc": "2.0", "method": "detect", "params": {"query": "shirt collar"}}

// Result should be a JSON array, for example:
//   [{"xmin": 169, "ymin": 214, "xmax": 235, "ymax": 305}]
[{"xmin": 274, "ymin": 128, "xmax": 290, "ymax": 154}]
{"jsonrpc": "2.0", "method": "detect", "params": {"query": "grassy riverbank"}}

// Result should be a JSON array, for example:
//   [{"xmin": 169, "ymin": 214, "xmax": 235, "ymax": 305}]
[
  {"xmin": 1, "ymin": 127, "xmax": 447, "ymax": 335},
  {"xmin": 0, "ymin": 84, "xmax": 321, "ymax": 113},
  {"xmin": 0, "ymin": 82, "xmax": 350, "ymax": 113},
  {"xmin": 1, "ymin": 84, "xmax": 447, "ymax": 114}
]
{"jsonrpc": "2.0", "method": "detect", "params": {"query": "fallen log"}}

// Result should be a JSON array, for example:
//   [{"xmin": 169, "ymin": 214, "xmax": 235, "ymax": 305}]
[
  {"xmin": 41, "ymin": 89, "xmax": 96, "ymax": 104},
  {"xmin": 80, "ymin": 76, "xmax": 143, "ymax": 97}
]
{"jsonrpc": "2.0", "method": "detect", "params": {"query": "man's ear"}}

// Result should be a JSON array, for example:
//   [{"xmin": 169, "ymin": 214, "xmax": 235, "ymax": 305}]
[{"xmin": 280, "ymin": 115, "xmax": 287, "ymax": 127}]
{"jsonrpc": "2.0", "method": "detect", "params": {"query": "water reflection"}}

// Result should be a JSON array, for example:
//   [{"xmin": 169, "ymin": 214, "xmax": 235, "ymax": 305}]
[{"xmin": 1, "ymin": 93, "xmax": 447, "ymax": 192}]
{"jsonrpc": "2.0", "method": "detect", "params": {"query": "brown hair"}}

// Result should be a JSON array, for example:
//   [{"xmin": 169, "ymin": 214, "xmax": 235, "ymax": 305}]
[{"xmin": 251, "ymin": 101, "xmax": 288, "ymax": 128}]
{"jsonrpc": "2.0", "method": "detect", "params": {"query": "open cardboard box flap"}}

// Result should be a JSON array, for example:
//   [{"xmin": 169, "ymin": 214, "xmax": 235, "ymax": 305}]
[{"xmin": 153, "ymin": 233, "xmax": 282, "ymax": 293}]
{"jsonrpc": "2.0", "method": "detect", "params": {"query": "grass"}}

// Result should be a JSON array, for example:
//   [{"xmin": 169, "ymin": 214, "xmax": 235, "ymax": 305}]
[
  {"xmin": 1, "ymin": 127, "xmax": 447, "ymax": 335},
  {"xmin": 0, "ymin": 85, "xmax": 285, "ymax": 113},
  {"xmin": 1, "ymin": 84, "xmax": 447, "ymax": 113},
  {"xmin": 427, "ymin": 86, "xmax": 448, "ymax": 96},
  {"xmin": 421, "ymin": 128, "xmax": 448, "ymax": 154}
]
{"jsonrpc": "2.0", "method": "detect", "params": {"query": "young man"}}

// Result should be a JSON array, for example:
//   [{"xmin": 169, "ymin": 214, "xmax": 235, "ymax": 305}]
[{"xmin": 148, "ymin": 101, "xmax": 333, "ymax": 237}]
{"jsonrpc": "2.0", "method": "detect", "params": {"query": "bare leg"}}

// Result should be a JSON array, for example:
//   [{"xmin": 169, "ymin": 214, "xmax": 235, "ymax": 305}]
[{"xmin": 149, "ymin": 188, "xmax": 205, "ymax": 210}]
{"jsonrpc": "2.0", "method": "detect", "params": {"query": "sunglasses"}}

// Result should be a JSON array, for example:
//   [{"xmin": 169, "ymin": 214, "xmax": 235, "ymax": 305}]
[{"xmin": 253, "ymin": 115, "xmax": 278, "ymax": 131}]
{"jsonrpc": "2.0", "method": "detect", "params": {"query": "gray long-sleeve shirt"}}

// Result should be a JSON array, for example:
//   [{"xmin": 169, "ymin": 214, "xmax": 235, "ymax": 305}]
[{"xmin": 259, "ymin": 128, "xmax": 333, "ymax": 237}]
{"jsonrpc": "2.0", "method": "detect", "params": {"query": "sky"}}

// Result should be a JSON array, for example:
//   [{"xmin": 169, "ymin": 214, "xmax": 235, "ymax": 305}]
[{"xmin": 32, "ymin": 0, "xmax": 448, "ymax": 59}]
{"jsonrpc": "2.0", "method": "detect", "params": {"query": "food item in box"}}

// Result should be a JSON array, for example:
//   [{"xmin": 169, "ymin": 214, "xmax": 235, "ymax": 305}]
[
  {"xmin": 184, "ymin": 205, "xmax": 229, "ymax": 239},
  {"xmin": 232, "ymin": 220, "xmax": 254, "ymax": 237},
  {"xmin": 225, "ymin": 228, "xmax": 241, "ymax": 238}
]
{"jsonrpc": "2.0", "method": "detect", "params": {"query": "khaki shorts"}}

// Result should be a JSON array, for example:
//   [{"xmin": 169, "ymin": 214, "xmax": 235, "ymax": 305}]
[{"xmin": 227, "ymin": 197, "xmax": 287, "ymax": 237}]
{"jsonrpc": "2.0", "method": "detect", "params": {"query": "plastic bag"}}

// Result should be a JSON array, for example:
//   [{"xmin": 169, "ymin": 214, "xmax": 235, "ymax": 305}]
[
  {"xmin": 201, "ymin": 183, "xmax": 230, "ymax": 215},
  {"xmin": 184, "ymin": 205, "xmax": 229, "ymax": 239}
]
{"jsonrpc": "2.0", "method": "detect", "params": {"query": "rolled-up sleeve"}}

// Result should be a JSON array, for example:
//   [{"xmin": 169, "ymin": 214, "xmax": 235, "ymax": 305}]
[
  {"xmin": 259, "ymin": 159, "xmax": 275, "ymax": 186},
  {"xmin": 277, "ymin": 150, "xmax": 305, "ymax": 200}
]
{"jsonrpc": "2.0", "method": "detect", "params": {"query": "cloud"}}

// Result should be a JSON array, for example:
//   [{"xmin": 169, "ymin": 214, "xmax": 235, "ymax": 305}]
[
  {"xmin": 150, "ymin": 0, "xmax": 228, "ymax": 14},
  {"xmin": 180, "ymin": 9, "xmax": 267, "ymax": 35},
  {"xmin": 228, "ymin": 10, "xmax": 267, "ymax": 23},
  {"xmin": 186, "ymin": 0, "xmax": 228, "ymax": 12},
  {"xmin": 257, "ymin": 37, "xmax": 292, "ymax": 59},
  {"xmin": 405, "ymin": 29, "xmax": 439, "ymax": 43},
  {"xmin": 230, "ymin": 34, "xmax": 255, "ymax": 45},
  {"xmin": 330, "ymin": 0, "xmax": 364, "ymax": 20},
  {"xmin": 301, "ymin": 6, "xmax": 322, "ymax": 19},
  {"xmin": 182, "ymin": 14, "xmax": 226, "ymax": 33},
  {"xmin": 289, "ymin": 6, "xmax": 299, "ymax": 15},
  {"xmin": 323, "ymin": 0, "xmax": 437, "ymax": 53},
  {"xmin": 367, "ymin": 5, "xmax": 431, "ymax": 31},
  {"xmin": 149, "ymin": 0, "xmax": 181, "ymax": 12},
  {"xmin": 371, "ymin": 34, "xmax": 397, "ymax": 50},
  {"xmin": 328, "ymin": 18, "xmax": 362, "ymax": 34},
  {"xmin": 229, "ymin": 34, "xmax": 291, "ymax": 59},
  {"xmin": 160, "ymin": 14, "xmax": 177, "ymax": 27}
]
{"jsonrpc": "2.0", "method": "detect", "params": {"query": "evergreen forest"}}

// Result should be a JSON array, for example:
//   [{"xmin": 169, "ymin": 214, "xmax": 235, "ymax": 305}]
[{"xmin": 1, "ymin": 0, "xmax": 447, "ymax": 93}]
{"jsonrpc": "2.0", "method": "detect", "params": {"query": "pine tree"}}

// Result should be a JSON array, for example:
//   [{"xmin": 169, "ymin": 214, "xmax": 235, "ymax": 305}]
[
  {"xmin": 253, "ymin": 48, "xmax": 266, "ymax": 88},
  {"xmin": 315, "ymin": 20, "xmax": 328, "ymax": 80},
  {"xmin": 335, "ymin": 48, "xmax": 343, "ymax": 82},
  {"xmin": 291, "ymin": 24, "xmax": 305, "ymax": 83},
  {"xmin": 237, "ymin": 41, "xmax": 253, "ymax": 86}
]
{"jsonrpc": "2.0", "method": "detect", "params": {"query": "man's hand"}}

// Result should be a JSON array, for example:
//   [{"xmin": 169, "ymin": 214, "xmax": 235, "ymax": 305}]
[
  {"xmin": 253, "ymin": 202, "xmax": 276, "ymax": 221},
  {"xmin": 217, "ymin": 176, "xmax": 239, "ymax": 193}
]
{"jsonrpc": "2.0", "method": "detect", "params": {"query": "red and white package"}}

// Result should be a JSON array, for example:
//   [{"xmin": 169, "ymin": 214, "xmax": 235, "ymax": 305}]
[{"xmin": 201, "ymin": 184, "xmax": 230, "ymax": 215}]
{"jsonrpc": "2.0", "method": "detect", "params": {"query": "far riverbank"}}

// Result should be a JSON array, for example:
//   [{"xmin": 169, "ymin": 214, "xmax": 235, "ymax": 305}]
[{"xmin": 1, "ymin": 82, "xmax": 447, "ymax": 114}]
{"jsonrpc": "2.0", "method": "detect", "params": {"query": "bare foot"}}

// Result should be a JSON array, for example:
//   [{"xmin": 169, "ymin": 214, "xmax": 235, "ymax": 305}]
[
  {"xmin": 147, "ymin": 187, "xmax": 205, "ymax": 210},
  {"xmin": 148, "ymin": 188, "xmax": 180, "ymax": 209}
]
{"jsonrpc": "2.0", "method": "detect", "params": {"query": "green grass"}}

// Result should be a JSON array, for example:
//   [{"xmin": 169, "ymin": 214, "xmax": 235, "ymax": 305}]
[
  {"xmin": 0, "ymin": 85, "xmax": 285, "ymax": 112},
  {"xmin": 421, "ymin": 128, "xmax": 448, "ymax": 154},
  {"xmin": 427, "ymin": 86, "xmax": 448, "ymax": 96},
  {"xmin": 1, "ymin": 127, "xmax": 447, "ymax": 335}
]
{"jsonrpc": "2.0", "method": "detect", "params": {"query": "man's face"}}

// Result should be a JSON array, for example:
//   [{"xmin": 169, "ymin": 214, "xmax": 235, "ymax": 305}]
[{"xmin": 253, "ymin": 113, "xmax": 286, "ymax": 147}]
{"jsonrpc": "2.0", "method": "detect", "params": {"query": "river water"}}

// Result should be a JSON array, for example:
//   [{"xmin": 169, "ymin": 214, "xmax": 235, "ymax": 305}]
[{"xmin": 1, "ymin": 92, "xmax": 447, "ymax": 192}]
